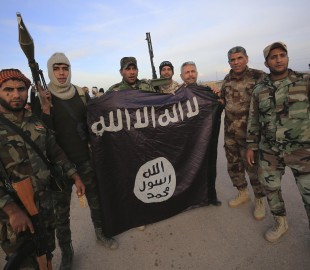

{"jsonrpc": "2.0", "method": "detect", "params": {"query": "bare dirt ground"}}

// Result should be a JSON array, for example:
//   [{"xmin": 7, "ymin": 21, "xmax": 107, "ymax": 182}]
[{"xmin": 1, "ymin": 116, "xmax": 309, "ymax": 270}]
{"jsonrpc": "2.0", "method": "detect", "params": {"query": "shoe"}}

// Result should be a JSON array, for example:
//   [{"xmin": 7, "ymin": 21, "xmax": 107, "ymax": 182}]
[
  {"xmin": 95, "ymin": 227, "xmax": 119, "ymax": 250},
  {"xmin": 136, "ymin": 225, "xmax": 146, "ymax": 231},
  {"xmin": 59, "ymin": 242, "xmax": 74, "ymax": 270},
  {"xmin": 254, "ymin": 197, "xmax": 266, "ymax": 220},
  {"xmin": 207, "ymin": 199, "xmax": 222, "ymax": 206},
  {"xmin": 228, "ymin": 188, "xmax": 250, "ymax": 208},
  {"xmin": 265, "ymin": 215, "xmax": 288, "ymax": 243}
]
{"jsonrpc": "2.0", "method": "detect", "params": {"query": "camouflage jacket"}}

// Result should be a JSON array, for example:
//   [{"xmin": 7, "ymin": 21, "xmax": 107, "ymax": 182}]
[
  {"xmin": 159, "ymin": 80, "xmax": 180, "ymax": 94},
  {"xmin": 221, "ymin": 67, "xmax": 265, "ymax": 138},
  {"xmin": 107, "ymin": 79, "xmax": 157, "ymax": 92},
  {"xmin": 0, "ymin": 110, "xmax": 76, "ymax": 212},
  {"xmin": 247, "ymin": 69, "xmax": 310, "ymax": 152}
]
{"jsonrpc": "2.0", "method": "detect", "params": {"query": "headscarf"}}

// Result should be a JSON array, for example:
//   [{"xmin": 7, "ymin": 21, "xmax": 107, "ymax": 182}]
[
  {"xmin": 0, "ymin": 69, "xmax": 31, "ymax": 89},
  {"xmin": 47, "ymin": 52, "xmax": 75, "ymax": 100}
]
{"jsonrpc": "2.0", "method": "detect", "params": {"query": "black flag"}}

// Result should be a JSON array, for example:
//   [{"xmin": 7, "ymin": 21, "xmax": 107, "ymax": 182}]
[{"xmin": 87, "ymin": 85, "xmax": 223, "ymax": 237}]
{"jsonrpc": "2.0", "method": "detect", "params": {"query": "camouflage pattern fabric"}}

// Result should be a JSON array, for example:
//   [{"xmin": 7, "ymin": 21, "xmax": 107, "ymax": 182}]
[
  {"xmin": 0, "ymin": 110, "xmax": 77, "ymax": 267},
  {"xmin": 159, "ymin": 80, "xmax": 180, "ymax": 94},
  {"xmin": 108, "ymin": 79, "xmax": 157, "ymax": 92},
  {"xmin": 258, "ymin": 147, "xmax": 310, "ymax": 217},
  {"xmin": 247, "ymin": 69, "xmax": 310, "ymax": 223},
  {"xmin": 53, "ymin": 159, "xmax": 103, "ymax": 246},
  {"xmin": 247, "ymin": 69, "xmax": 310, "ymax": 152},
  {"xmin": 221, "ymin": 67, "xmax": 265, "ymax": 196}
]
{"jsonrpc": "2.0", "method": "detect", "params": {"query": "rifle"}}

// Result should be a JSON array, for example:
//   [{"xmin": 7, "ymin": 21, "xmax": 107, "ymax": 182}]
[
  {"xmin": 12, "ymin": 178, "xmax": 52, "ymax": 270},
  {"xmin": 16, "ymin": 12, "xmax": 47, "ymax": 109},
  {"xmin": 3, "ymin": 240, "xmax": 36, "ymax": 270},
  {"xmin": 145, "ymin": 32, "xmax": 157, "ymax": 79}
]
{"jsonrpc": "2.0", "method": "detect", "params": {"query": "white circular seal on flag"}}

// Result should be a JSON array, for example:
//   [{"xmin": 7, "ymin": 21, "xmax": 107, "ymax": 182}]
[{"xmin": 134, "ymin": 157, "xmax": 176, "ymax": 203}]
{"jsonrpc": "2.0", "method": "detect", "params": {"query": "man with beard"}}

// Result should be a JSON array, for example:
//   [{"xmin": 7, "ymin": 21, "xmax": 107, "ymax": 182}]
[
  {"xmin": 158, "ymin": 61, "xmax": 179, "ymax": 94},
  {"xmin": 35, "ymin": 53, "xmax": 118, "ymax": 270},
  {"xmin": 180, "ymin": 61, "xmax": 199, "ymax": 86},
  {"xmin": 0, "ymin": 68, "xmax": 84, "ymax": 268},
  {"xmin": 221, "ymin": 46, "xmax": 266, "ymax": 220},
  {"xmin": 246, "ymin": 42, "xmax": 310, "ymax": 242}
]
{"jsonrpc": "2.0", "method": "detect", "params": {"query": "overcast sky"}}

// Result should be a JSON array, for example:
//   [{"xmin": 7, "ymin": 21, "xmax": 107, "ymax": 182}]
[{"xmin": 1, "ymin": 0, "xmax": 310, "ymax": 90}]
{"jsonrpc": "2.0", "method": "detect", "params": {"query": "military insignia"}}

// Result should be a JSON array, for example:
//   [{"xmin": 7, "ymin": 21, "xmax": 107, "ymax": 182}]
[{"xmin": 35, "ymin": 125, "xmax": 45, "ymax": 131}]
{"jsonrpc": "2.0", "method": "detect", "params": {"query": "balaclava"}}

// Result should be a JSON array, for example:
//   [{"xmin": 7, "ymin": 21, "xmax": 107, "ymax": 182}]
[{"xmin": 47, "ymin": 52, "xmax": 75, "ymax": 100}]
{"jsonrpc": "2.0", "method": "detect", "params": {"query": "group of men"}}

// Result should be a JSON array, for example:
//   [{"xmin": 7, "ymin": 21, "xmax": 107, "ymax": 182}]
[
  {"xmin": 221, "ymin": 42, "xmax": 310, "ymax": 244},
  {"xmin": 0, "ymin": 40, "xmax": 309, "ymax": 270}
]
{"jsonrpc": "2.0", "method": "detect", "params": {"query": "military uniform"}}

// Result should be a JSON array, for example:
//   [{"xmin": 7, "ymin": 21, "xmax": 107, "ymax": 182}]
[
  {"xmin": 221, "ymin": 67, "xmax": 266, "ymax": 197},
  {"xmin": 0, "ymin": 110, "xmax": 77, "ymax": 269},
  {"xmin": 108, "ymin": 79, "xmax": 157, "ymax": 92},
  {"xmin": 159, "ymin": 80, "xmax": 180, "ymax": 94},
  {"xmin": 247, "ymin": 69, "xmax": 310, "ymax": 225}
]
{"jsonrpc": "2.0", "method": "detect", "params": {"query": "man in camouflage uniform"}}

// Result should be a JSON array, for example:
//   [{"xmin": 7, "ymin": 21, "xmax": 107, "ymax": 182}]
[
  {"xmin": 246, "ymin": 42, "xmax": 310, "ymax": 242},
  {"xmin": 0, "ymin": 69, "xmax": 85, "ymax": 269},
  {"xmin": 34, "ymin": 53, "xmax": 118, "ymax": 270},
  {"xmin": 221, "ymin": 46, "xmax": 266, "ymax": 220},
  {"xmin": 158, "ymin": 61, "xmax": 179, "ymax": 94},
  {"xmin": 108, "ymin": 57, "xmax": 158, "ymax": 92}
]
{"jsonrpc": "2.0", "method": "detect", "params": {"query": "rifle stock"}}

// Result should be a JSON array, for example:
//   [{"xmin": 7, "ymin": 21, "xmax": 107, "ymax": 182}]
[
  {"xmin": 12, "ymin": 178, "xmax": 52, "ymax": 270},
  {"xmin": 146, "ymin": 32, "xmax": 157, "ymax": 79}
]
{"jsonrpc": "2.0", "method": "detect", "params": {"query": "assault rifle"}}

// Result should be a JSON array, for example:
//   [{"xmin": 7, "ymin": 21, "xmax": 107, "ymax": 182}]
[
  {"xmin": 12, "ymin": 178, "xmax": 53, "ymax": 270},
  {"xmin": 3, "ymin": 241, "xmax": 36, "ymax": 270},
  {"xmin": 145, "ymin": 32, "xmax": 157, "ymax": 79},
  {"xmin": 16, "ymin": 12, "xmax": 47, "ymax": 91}
]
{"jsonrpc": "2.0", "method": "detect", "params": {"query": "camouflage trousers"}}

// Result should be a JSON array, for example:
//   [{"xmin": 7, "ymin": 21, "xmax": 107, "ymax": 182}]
[
  {"xmin": 0, "ymin": 191, "xmax": 55, "ymax": 269},
  {"xmin": 224, "ymin": 135, "xmax": 265, "ymax": 197},
  {"xmin": 53, "ymin": 159, "xmax": 104, "ymax": 246},
  {"xmin": 259, "ymin": 147, "xmax": 310, "ymax": 225}
]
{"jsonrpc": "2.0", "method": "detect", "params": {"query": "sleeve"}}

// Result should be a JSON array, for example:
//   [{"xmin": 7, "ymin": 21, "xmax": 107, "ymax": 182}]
[
  {"xmin": 0, "ymin": 169, "xmax": 15, "ymax": 209},
  {"xmin": 32, "ymin": 96, "xmax": 54, "ymax": 130},
  {"xmin": 246, "ymin": 88, "xmax": 261, "ymax": 150},
  {"xmin": 220, "ymin": 81, "xmax": 226, "ymax": 106},
  {"xmin": 0, "ymin": 187, "xmax": 15, "ymax": 209}
]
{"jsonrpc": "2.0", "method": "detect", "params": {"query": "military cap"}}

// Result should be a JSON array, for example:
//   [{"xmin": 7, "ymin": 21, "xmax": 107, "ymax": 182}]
[
  {"xmin": 120, "ymin": 57, "xmax": 137, "ymax": 69},
  {"xmin": 263, "ymin": 42, "xmax": 287, "ymax": 59}
]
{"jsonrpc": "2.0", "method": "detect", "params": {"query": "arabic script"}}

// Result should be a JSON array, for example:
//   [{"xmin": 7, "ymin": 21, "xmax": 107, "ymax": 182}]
[
  {"xmin": 134, "ymin": 157, "xmax": 176, "ymax": 203},
  {"xmin": 91, "ymin": 96, "xmax": 199, "ymax": 136}
]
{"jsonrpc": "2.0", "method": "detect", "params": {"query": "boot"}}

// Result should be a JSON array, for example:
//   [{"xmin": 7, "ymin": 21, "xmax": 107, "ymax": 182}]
[
  {"xmin": 254, "ymin": 197, "xmax": 266, "ymax": 221},
  {"xmin": 265, "ymin": 215, "xmax": 288, "ymax": 243},
  {"xmin": 95, "ymin": 227, "xmax": 119, "ymax": 250},
  {"xmin": 228, "ymin": 188, "xmax": 250, "ymax": 208},
  {"xmin": 59, "ymin": 242, "xmax": 74, "ymax": 270}
]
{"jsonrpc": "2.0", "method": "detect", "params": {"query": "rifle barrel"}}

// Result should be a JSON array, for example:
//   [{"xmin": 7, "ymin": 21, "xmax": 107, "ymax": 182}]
[{"xmin": 145, "ymin": 32, "xmax": 157, "ymax": 79}]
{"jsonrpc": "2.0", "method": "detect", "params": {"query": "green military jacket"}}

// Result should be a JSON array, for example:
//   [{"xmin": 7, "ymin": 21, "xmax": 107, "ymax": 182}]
[
  {"xmin": 221, "ymin": 67, "xmax": 265, "ymax": 139},
  {"xmin": 159, "ymin": 80, "xmax": 180, "ymax": 94},
  {"xmin": 0, "ymin": 110, "xmax": 76, "ymax": 210},
  {"xmin": 107, "ymin": 79, "xmax": 157, "ymax": 92},
  {"xmin": 247, "ymin": 69, "xmax": 310, "ymax": 152}
]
